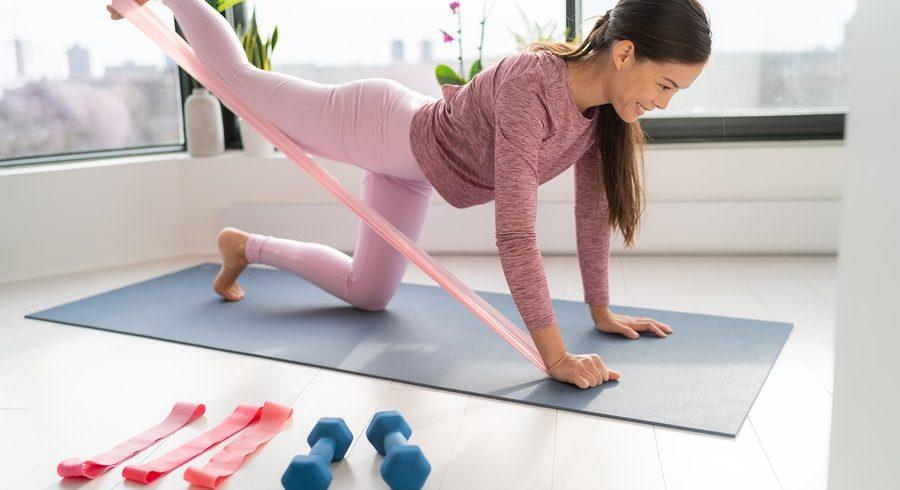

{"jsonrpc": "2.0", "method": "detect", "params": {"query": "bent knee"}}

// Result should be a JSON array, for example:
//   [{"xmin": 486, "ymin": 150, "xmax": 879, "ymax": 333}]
[
  {"xmin": 352, "ymin": 297, "xmax": 391, "ymax": 312},
  {"xmin": 349, "ymin": 290, "xmax": 396, "ymax": 312}
]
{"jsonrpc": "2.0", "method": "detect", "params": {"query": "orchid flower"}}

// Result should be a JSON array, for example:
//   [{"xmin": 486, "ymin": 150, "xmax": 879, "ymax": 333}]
[{"xmin": 435, "ymin": 0, "xmax": 492, "ymax": 86}]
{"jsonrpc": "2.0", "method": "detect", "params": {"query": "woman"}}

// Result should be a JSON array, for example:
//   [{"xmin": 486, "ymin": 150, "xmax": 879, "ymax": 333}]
[{"xmin": 108, "ymin": 0, "xmax": 711, "ymax": 390}]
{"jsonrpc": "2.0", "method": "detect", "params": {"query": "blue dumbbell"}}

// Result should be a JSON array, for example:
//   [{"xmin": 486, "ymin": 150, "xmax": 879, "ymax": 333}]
[
  {"xmin": 365, "ymin": 411, "xmax": 431, "ymax": 490},
  {"xmin": 281, "ymin": 417, "xmax": 353, "ymax": 490}
]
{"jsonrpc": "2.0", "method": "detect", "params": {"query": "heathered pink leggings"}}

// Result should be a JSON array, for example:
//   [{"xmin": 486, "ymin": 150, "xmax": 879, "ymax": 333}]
[{"xmin": 165, "ymin": 0, "xmax": 437, "ymax": 311}]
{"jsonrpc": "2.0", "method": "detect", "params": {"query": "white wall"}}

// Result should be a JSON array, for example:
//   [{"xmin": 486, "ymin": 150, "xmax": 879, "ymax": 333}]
[
  {"xmin": 0, "ymin": 154, "xmax": 185, "ymax": 285},
  {"xmin": 183, "ymin": 140, "xmax": 843, "ymax": 255},
  {"xmin": 827, "ymin": 0, "xmax": 900, "ymax": 488},
  {"xmin": 0, "ymin": 139, "xmax": 843, "ymax": 285}
]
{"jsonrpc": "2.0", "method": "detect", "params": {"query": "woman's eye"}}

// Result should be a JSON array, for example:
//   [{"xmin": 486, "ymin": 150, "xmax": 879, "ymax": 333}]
[{"xmin": 658, "ymin": 84, "xmax": 670, "ymax": 91}]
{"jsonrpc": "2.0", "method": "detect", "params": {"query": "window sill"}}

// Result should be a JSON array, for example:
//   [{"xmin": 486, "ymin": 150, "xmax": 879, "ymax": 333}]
[{"xmin": 0, "ymin": 138, "xmax": 846, "ymax": 179}]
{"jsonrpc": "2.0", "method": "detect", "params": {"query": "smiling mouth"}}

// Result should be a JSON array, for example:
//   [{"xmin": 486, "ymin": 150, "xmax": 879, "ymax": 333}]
[{"xmin": 636, "ymin": 102, "xmax": 649, "ymax": 115}]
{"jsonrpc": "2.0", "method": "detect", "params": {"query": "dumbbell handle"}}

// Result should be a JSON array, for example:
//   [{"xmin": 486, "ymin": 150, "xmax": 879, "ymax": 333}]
[
  {"xmin": 310, "ymin": 437, "xmax": 337, "ymax": 463},
  {"xmin": 383, "ymin": 431, "xmax": 409, "ymax": 454}
]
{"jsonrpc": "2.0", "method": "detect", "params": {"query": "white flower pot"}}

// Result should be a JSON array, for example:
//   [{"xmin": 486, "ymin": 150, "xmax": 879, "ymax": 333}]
[
  {"xmin": 238, "ymin": 116, "xmax": 276, "ymax": 156},
  {"xmin": 184, "ymin": 87, "xmax": 225, "ymax": 156}
]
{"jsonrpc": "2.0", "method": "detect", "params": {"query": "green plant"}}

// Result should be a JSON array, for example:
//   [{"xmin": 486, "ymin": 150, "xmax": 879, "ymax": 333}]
[
  {"xmin": 434, "ymin": 1, "xmax": 577, "ymax": 87},
  {"xmin": 236, "ymin": 7, "xmax": 278, "ymax": 71},
  {"xmin": 435, "ymin": 1, "xmax": 494, "ymax": 86},
  {"xmin": 189, "ymin": 1, "xmax": 278, "ymax": 90},
  {"xmin": 206, "ymin": 0, "xmax": 278, "ymax": 71}
]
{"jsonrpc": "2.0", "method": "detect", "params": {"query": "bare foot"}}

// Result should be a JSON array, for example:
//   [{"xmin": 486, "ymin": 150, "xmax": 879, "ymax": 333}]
[{"xmin": 214, "ymin": 227, "xmax": 250, "ymax": 301}]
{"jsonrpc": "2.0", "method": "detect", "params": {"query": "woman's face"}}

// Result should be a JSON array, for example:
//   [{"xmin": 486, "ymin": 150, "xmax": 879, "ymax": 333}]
[{"xmin": 607, "ymin": 40, "xmax": 706, "ymax": 123}]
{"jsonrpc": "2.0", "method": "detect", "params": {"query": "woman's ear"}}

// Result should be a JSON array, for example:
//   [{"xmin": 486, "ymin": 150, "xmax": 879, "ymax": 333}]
[{"xmin": 611, "ymin": 40, "xmax": 635, "ymax": 71}]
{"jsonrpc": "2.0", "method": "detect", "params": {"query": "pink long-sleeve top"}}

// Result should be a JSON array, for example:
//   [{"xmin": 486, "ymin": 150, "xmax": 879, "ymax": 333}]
[{"xmin": 408, "ymin": 49, "xmax": 612, "ymax": 332}]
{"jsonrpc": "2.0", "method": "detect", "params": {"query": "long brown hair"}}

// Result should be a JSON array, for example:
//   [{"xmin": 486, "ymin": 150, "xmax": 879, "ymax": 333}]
[{"xmin": 525, "ymin": 0, "xmax": 711, "ymax": 246}]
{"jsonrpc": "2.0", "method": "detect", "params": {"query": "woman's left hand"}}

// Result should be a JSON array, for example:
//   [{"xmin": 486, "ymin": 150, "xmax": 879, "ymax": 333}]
[{"xmin": 590, "ymin": 306, "xmax": 674, "ymax": 339}]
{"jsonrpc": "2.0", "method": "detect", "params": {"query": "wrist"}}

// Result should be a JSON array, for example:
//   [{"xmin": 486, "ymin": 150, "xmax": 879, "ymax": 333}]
[
  {"xmin": 529, "ymin": 323, "xmax": 568, "ymax": 368},
  {"xmin": 589, "ymin": 303, "xmax": 612, "ymax": 320}
]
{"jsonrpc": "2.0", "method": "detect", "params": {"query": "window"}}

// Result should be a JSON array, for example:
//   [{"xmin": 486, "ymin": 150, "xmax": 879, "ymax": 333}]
[
  {"xmin": 241, "ymin": 0, "xmax": 565, "ymax": 99},
  {"xmin": 0, "ymin": 0, "xmax": 185, "ymax": 166},
  {"xmin": 580, "ymin": 0, "xmax": 856, "ymax": 141},
  {"xmin": 1, "ymin": 0, "xmax": 856, "ymax": 168},
  {"xmin": 582, "ymin": 0, "xmax": 855, "ymax": 117}
]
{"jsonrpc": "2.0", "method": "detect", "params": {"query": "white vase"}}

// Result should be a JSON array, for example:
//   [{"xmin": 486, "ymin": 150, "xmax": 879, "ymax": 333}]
[
  {"xmin": 238, "ymin": 116, "xmax": 275, "ymax": 156},
  {"xmin": 184, "ymin": 87, "xmax": 225, "ymax": 156}
]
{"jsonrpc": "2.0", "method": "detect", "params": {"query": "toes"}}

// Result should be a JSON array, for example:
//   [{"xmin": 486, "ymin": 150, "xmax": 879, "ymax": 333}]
[{"xmin": 213, "ymin": 281, "xmax": 241, "ymax": 301}]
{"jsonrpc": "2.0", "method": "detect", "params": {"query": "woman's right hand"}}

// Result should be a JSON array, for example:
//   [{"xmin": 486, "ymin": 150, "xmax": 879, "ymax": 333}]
[
  {"xmin": 547, "ymin": 351, "xmax": 620, "ymax": 389},
  {"xmin": 107, "ymin": 0, "xmax": 151, "ymax": 20}
]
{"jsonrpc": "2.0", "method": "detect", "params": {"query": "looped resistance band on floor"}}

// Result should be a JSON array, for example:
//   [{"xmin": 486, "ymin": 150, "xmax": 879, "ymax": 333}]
[
  {"xmin": 183, "ymin": 401, "xmax": 293, "ymax": 488},
  {"xmin": 122, "ymin": 403, "xmax": 262, "ymax": 484},
  {"xmin": 57, "ymin": 402, "xmax": 205, "ymax": 479},
  {"xmin": 109, "ymin": 0, "xmax": 547, "ymax": 374}
]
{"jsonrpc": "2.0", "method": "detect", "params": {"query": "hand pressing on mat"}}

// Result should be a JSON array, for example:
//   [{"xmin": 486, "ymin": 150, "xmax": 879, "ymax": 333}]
[
  {"xmin": 107, "ymin": 0, "xmax": 150, "ymax": 20},
  {"xmin": 547, "ymin": 351, "xmax": 621, "ymax": 390},
  {"xmin": 532, "ymin": 324, "xmax": 620, "ymax": 389},
  {"xmin": 591, "ymin": 305, "xmax": 674, "ymax": 339}
]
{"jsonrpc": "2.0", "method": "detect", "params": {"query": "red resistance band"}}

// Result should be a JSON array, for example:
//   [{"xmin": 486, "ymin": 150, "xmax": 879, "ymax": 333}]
[
  {"xmin": 183, "ymin": 401, "xmax": 293, "ymax": 488},
  {"xmin": 57, "ymin": 402, "xmax": 205, "ymax": 479},
  {"xmin": 122, "ymin": 404, "xmax": 262, "ymax": 484}
]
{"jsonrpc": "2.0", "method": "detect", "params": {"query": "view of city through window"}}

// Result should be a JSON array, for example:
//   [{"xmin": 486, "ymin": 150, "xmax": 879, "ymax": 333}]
[
  {"xmin": 0, "ymin": 1, "xmax": 183, "ymax": 162},
  {"xmin": 0, "ymin": 0, "xmax": 857, "ymax": 164}
]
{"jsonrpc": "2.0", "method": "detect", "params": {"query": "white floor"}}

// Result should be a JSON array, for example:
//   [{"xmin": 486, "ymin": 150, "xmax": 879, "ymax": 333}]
[{"xmin": 0, "ymin": 254, "xmax": 836, "ymax": 490}]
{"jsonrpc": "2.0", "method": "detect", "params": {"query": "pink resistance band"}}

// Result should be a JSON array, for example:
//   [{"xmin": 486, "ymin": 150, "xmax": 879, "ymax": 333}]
[
  {"xmin": 183, "ymin": 401, "xmax": 293, "ymax": 488},
  {"xmin": 121, "ymin": 403, "xmax": 262, "ymax": 484},
  {"xmin": 57, "ymin": 402, "xmax": 205, "ymax": 479},
  {"xmin": 110, "ymin": 0, "xmax": 547, "ymax": 374}
]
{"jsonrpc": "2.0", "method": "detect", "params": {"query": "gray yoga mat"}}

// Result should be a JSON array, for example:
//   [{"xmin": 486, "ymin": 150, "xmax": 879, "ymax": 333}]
[{"xmin": 26, "ymin": 262, "xmax": 792, "ymax": 437}]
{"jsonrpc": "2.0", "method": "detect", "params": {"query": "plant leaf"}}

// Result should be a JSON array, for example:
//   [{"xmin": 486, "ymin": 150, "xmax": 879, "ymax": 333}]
[
  {"xmin": 247, "ymin": 33, "xmax": 259, "ymax": 68},
  {"xmin": 468, "ymin": 59, "xmax": 482, "ymax": 81},
  {"xmin": 270, "ymin": 25, "xmax": 279, "ymax": 53},
  {"xmin": 213, "ymin": 0, "xmax": 244, "ymax": 12},
  {"xmin": 435, "ymin": 64, "xmax": 465, "ymax": 86},
  {"xmin": 250, "ymin": 9, "xmax": 258, "ymax": 39},
  {"xmin": 255, "ymin": 32, "xmax": 265, "ymax": 69},
  {"xmin": 240, "ymin": 26, "xmax": 251, "ymax": 59}
]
